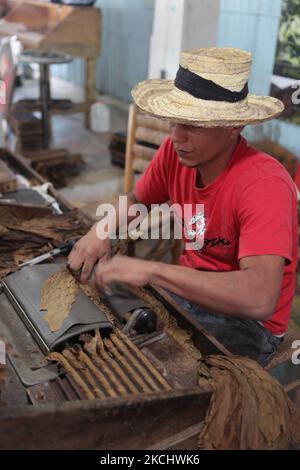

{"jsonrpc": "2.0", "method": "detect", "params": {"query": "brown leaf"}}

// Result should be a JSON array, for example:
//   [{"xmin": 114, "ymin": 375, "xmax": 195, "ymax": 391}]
[{"xmin": 40, "ymin": 270, "xmax": 79, "ymax": 332}]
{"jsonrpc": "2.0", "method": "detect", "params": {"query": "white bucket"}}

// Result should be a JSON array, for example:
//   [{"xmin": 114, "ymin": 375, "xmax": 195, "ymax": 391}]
[{"xmin": 90, "ymin": 101, "xmax": 111, "ymax": 133}]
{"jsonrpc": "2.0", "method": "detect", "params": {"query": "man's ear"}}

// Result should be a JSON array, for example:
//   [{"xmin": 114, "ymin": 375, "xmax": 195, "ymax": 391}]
[
  {"xmin": 237, "ymin": 125, "xmax": 245, "ymax": 133},
  {"xmin": 229, "ymin": 125, "xmax": 244, "ymax": 139}
]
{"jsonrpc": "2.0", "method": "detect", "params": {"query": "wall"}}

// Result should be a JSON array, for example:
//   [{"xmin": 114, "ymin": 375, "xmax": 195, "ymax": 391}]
[
  {"xmin": 217, "ymin": 0, "xmax": 300, "ymax": 157},
  {"xmin": 148, "ymin": 0, "xmax": 220, "ymax": 79},
  {"xmin": 52, "ymin": 0, "xmax": 299, "ymax": 156},
  {"xmin": 52, "ymin": 0, "xmax": 154, "ymax": 102}
]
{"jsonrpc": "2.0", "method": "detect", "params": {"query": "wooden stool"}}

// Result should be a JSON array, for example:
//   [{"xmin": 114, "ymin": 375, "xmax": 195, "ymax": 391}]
[{"xmin": 18, "ymin": 50, "xmax": 72, "ymax": 148}]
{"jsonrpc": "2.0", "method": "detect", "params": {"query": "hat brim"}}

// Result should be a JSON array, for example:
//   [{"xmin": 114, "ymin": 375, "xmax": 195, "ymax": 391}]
[{"xmin": 132, "ymin": 79, "xmax": 284, "ymax": 127}]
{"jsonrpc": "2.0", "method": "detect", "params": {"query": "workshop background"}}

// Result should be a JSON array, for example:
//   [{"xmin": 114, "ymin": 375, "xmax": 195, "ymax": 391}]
[
  {"xmin": 0, "ymin": 0, "xmax": 300, "ymax": 451},
  {"xmin": 53, "ymin": 0, "xmax": 300, "ymax": 150},
  {"xmin": 29, "ymin": 0, "xmax": 300, "ymax": 330},
  {"xmin": 0, "ymin": 0, "xmax": 299, "ymax": 330}
]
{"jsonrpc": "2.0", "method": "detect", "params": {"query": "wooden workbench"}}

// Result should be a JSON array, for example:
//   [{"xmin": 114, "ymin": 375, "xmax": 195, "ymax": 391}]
[{"xmin": 0, "ymin": 148, "xmax": 299, "ymax": 450}]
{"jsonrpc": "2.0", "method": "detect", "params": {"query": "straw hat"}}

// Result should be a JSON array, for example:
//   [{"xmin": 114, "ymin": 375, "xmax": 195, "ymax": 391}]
[{"xmin": 132, "ymin": 47, "xmax": 284, "ymax": 127}]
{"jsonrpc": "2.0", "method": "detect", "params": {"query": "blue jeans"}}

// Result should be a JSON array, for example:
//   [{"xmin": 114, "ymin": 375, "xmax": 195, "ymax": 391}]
[{"xmin": 170, "ymin": 292, "xmax": 282, "ymax": 367}]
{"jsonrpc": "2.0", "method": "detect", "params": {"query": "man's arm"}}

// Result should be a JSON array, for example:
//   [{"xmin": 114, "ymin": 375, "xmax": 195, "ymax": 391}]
[
  {"xmin": 149, "ymin": 254, "xmax": 284, "ymax": 320},
  {"xmin": 69, "ymin": 137, "xmax": 171, "ymax": 283},
  {"xmin": 68, "ymin": 191, "xmax": 142, "ymax": 282},
  {"xmin": 94, "ymin": 254, "xmax": 285, "ymax": 320}
]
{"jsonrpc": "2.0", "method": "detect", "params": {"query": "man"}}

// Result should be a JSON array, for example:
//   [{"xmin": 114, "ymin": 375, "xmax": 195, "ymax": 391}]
[{"xmin": 68, "ymin": 47, "xmax": 298, "ymax": 366}]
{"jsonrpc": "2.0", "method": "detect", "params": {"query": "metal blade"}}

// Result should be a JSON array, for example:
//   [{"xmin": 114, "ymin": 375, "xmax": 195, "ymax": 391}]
[
  {"xmin": 19, "ymin": 248, "xmax": 59, "ymax": 268},
  {"xmin": 18, "ymin": 240, "xmax": 76, "ymax": 269}
]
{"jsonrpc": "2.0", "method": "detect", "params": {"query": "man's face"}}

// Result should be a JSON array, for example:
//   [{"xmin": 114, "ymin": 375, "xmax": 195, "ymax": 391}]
[{"xmin": 170, "ymin": 124, "xmax": 236, "ymax": 168}]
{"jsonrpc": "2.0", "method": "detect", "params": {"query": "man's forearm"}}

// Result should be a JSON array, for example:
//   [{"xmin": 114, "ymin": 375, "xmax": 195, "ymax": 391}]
[{"xmin": 150, "ymin": 262, "xmax": 273, "ymax": 320}]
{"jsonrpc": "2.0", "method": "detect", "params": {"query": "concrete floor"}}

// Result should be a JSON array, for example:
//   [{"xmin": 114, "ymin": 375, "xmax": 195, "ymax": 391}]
[{"xmin": 13, "ymin": 76, "xmax": 129, "ymax": 219}]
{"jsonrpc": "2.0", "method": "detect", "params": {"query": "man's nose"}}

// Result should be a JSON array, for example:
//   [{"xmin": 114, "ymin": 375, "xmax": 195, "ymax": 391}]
[{"xmin": 170, "ymin": 124, "xmax": 188, "ymax": 143}]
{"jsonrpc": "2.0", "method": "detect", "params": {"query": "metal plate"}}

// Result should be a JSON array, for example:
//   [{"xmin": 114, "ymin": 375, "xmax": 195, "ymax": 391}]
[
  {"xmin": 2, "ymin": 264, "xmax": 112, "ymax": 353},
  {"xmin": 0, "ymin": 188, "xmax": 48, "ymax": 206},
  {"xmin": 0, "ymin": 291, "xmax": 60, "ymax": 386}
]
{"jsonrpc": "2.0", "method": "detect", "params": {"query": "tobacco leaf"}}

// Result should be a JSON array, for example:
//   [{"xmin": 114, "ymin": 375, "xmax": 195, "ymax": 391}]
[
  {"xmin": 0, "ymin": 209, "xmax": 89, "ymax": 279},
  {"xmin": 0, "ymin": 225, "xmax": 8, "ymax": 236},
  {"xmin": 40, "ymin": 270, "xmax": 79, "ymax": 332},
  {"xmin": 198, "ymin": 355, "xmax": 292, "ymax": 450},
  {"xmin": 14, "ymin": 246, "xmax": 50, "ymax": 266}
]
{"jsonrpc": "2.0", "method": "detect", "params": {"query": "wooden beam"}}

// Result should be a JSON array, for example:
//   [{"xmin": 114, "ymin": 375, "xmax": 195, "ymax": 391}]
[
  {"xmin": 0, "ymin": 388, "xmax": 212, "ymax": 450},
  {"xmin": 124, "ymin": 104, "xmax": 137, "ymax": 193}
]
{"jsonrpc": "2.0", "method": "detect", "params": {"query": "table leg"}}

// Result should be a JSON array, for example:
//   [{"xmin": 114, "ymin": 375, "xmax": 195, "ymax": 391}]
[
  {"xmin": 85, "ymin": 57, "xmax": 97, "ymax": 128},
  {"xmin": 40, "ymin": 63, "xmax": 50, "ymax": 148}
]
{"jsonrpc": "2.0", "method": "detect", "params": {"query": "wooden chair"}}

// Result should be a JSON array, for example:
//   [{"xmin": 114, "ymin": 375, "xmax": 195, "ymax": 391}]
[{"xmin": 124, "ymin": 104, "xmax": 182, "ymax": 264}]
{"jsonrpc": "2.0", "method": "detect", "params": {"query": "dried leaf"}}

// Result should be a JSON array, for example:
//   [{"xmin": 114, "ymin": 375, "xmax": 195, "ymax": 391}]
[
  {"xmin": 40, "ymin": 270, "xmax": 79, "ymax": 331},
  {"xmin": 198, "ymin": 355, "xmax": 292, "ymax": 450}
]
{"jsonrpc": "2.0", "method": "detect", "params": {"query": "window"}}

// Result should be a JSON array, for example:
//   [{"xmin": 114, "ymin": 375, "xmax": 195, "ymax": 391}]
[{"xmin": 270, "ymin": 0, "xmax": 300, "ymax": 125}]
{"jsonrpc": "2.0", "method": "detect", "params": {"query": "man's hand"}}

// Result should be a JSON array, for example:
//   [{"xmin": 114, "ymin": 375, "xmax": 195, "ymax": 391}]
[
  {"xmin": 94, "ymin": 255, "xmax": 156, "ymax": 290},
  {"xmin": 68, "ymin": 224, "xmax": 111, "ymax": 283}
]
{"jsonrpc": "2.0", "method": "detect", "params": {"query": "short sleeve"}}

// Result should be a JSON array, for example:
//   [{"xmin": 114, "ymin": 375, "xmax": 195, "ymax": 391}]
[
  {"xmin": 237, "ymin": 176, "xmax": 297, "ymax": 264},
  {"xmin": 134, "ymin": 138, "xmax": 171, "ymax": 206}
]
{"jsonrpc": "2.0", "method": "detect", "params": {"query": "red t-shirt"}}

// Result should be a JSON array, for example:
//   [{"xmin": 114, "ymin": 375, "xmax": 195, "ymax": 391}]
[{"xmin": 135, "ymin": 136, "xmax": 299, "ymax": 335}]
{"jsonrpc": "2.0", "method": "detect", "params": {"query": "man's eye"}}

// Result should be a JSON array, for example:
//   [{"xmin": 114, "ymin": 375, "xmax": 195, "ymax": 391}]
[{"xmin": 189, "ymin": 126, "xmax": 204, "ymax": 133}]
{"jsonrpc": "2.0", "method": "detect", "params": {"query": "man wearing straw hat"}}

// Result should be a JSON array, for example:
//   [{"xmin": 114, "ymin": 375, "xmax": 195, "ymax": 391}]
[{"xmin": 69, "ymin": 47, "xmax": 298, "ymax": 366}]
